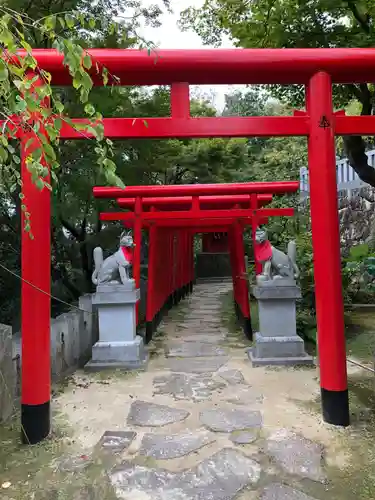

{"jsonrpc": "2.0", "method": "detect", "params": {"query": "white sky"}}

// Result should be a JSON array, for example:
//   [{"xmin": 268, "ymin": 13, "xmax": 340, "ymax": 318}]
[{"xmin": 139, "ymin": 0, "xmax": 244, "ymax": 110}]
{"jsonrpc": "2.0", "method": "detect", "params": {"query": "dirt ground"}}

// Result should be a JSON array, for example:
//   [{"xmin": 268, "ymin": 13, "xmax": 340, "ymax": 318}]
[{"xmin": 1, "ymin": 283, "xmax": 375, "ymax": 499}]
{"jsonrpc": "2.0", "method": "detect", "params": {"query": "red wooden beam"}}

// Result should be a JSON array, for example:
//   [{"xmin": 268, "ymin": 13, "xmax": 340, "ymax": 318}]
[
  {"xmin": 94, "ymin": 181, "xmax": 299, "ymax": 199},
  {"xmin": 117, "ymin": 194, "xmax": 273, "ymax": 210},
  {"xmin": 335, "ymin": 115, "xmax": 375, "ymax": 136},
  {"xmin": 4, "ymin": 113, "xmax": 374, "ymax": 141},
  {"xmin": 100, "ymin": 207, "xmax": 294, "ymax": 222},
  {"xmin": 57, "ymin": 116, "xmax": 309, "ymax": 139},
  {"xmin": 10, "ymin": 48, "xmax": 375, "ymax": 85}
]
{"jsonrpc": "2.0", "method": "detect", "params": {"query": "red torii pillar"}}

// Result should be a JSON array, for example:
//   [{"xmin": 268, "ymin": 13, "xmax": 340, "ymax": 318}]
[
  {"xmin": 21, "ymin": 79, "xmax": 51, "ymax": 445},
  {"xmin": 307, "ymin": 73, "xmax": 348, "ymax": 426}
]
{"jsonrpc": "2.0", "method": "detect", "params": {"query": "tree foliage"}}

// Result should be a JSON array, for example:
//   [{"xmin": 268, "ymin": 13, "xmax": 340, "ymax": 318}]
[
  {"xmin": 0, "ymin": 0, "xmax": 253, "ymax": 326},
  {"xmin": 180, "ymin": 0, "xmax": 375, "ymax": 187}
]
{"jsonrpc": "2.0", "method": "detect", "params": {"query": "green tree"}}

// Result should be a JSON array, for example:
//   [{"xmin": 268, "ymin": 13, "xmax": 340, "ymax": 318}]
[
  {"xmin": 180, "ymin": 0, "xmax": 375, "ymax": 187},
  {"xmin": 0, "ymin": 0, "xmax": 170, "ymax": 323}
]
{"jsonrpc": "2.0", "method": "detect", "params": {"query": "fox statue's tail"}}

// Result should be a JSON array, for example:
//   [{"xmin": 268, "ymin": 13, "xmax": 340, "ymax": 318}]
[
  {"xmin": 92, "ymin": 247, "xmax": 104, "ymax": 285},
  {"xmin": 287, "ymin": 240, "xmax": 300, "ymax": 279}
]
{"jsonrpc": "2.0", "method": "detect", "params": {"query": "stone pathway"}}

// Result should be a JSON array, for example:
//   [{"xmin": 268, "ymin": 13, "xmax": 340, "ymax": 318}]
[{"xmin": 51, "ymin": 282, "xmax": 359, "ymax": 500}]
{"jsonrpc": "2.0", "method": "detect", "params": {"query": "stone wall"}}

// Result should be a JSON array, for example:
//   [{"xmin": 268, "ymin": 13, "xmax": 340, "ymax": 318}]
[
  {"xmin": 2, "ymin": 280, "xmax": 148, "ymax": 415},
  {"xmin": 339, "ymin": 187, "xmax": 375, "ymax": 255},
  {"xmin": 10, "ymin": 294, "xmax": 99, "ymax": 406},
  {"xmin": 0, "ymin": 323, "xmax": 14, "ymax": 422},
  {"xmin": 50, "ymin": 294, "xmax": 99, "ymax": 380}
]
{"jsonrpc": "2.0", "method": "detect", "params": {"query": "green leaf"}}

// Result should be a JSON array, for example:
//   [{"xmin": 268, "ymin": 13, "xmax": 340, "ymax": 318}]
[
  {"xmin": 81, "ymin": 71, "xmax": 93, "ymax": 90},
  {"xmin": 102, "ymin": 68, "xmax": 108, "ymax": 86},
  {"xmin": 84, "ymin": 103, "xmax": 95, "ymax": 116},
  {"xmin": 83, "ymin": 54, "xmax": 92, "ymax": 70},
  {"xmin": 0, "ymin": 146, "xmax": 8, "ymax": 162},
  {"xmin": 45, "ymin": 124, "xmax": 59, "ymax": 142},
  {"xmin": 31, "ymin": 148, "xmax": 42, "ymax": 161},
  {"xmin": 35, "ymin": 178, "xmax": 44, "ymax": 190},
  {"xmin": 143, "ymin": 120, "xmax": 149, "ymax": 128},
  {"xmin": 43, "ymin": 143, "xmax": 56, "ymax": 161},
  {"xmin": 0, "ymin": 60, "xmax": 9, "ymax": 81},
  {"xmin": 86, "ymin": 125, "xmax": 99, "ymax": 138},
  {"xmin": 44, "ymin": 15, "xmax": 56, "ymax": 31},
  {"xmin": 14, "ymin": 97, "xmax": 27, "ymax": 113},
  {"xmin": 54, "ymin": 100, "xmax": 64, "ymax": 113},
  {"xmin": 65, "ymin": 13, "xmax": 75, "ymax": 29},
  {"xmin": 103, "ymin": 158, "xmax": 116, "ymax": 171},
  {"xmin": 54, "ymin": 118, "xmax": 62, "ymax": 131}
]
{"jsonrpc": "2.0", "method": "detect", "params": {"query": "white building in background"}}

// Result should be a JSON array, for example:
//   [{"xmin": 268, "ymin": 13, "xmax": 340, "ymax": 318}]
[{"xmin": 300, "ymin": 149, "xmax": 375, "ymax": 199}]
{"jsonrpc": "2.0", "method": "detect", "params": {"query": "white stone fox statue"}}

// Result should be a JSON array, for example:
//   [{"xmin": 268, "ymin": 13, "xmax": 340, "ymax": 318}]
[
  {"xmin": 254, "ymin": 227, "xmax": 299, "ymax": 281},
  {"xmin": 92, "ymin": 231, "xmax": 135, "ymax": 286}
]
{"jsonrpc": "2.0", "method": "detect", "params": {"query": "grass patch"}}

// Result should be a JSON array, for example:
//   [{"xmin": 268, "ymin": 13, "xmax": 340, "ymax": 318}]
[
  {"xmin": 0, "ymin": 411, "xmax": 119, "ymax": 499},
  {"xmin": 220, "ymin": 290, "xmax": 243, "ymax": 336},
  {"xmin": 347, "ymin": 331, "xmax": 375, "ymax": 364},
  {"xmin": 220, "ymin": 290, "xmax": 259, "ymax": 334},
  {"xmin": 346, "ymin": 309, "xmax": 375, "ymax": 364},
  {"xmin": 297, "ymin": 373, "xmax": 375, "ymax": 500}
]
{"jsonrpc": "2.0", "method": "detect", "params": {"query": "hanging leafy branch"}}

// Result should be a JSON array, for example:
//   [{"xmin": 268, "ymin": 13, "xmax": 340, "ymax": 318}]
[{"xmin": 0, "ymin": 6, "xmax": 157, "ymax": 234}]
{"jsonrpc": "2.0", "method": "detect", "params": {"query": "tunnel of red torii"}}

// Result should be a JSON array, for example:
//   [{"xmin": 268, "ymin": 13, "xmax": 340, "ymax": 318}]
[
  {"xmin": 9, "ymin": 47, "xmax": 375, "ymax": 444},
  {"xmin": 94, "ymin": 184, "xmax": 297, "ymax": 343}
]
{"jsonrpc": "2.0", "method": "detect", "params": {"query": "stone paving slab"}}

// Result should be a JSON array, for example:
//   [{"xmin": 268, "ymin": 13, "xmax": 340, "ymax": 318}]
[
  {"xmin": 200, "ymin": 407, "xmax": 262, "ymax": 433},
  {"xmin": 223, "ymin": 386, "xmax": 264, "ymax": 405},
  {"xmin": 127, "ymin": 400, "xmax": 190, "ymax": 427},
  {"xmin": 139, "ymin": 430, "xmax": 215, "ymax": 459},
  {"xmin": 230, "ymin": 430, "xmax": 258, "ymax": 445},
  {"xmin": 166, "ymin": 342, "xmax": 228, "ymax": 358},
  {"xmin": 97, "ymin": 431, "xmax": 136, "ymax": 454},
  {"xmin": 154, "ymin": 373, "xmax": 226, "ymax": 401},
  {"xmin": 166, "ymin": 356, "xmax": 229, "ymax": 373},
  {"xmin": 219, "ymin": 369, "xmax": 245, "ymax": 385},
  {"xmin": 265, "ymin": 429, "xmax": 326, "ymax": 483},
  {"xmin": 110, "ymin": 448, "xmax": 261, "ymax": 500},
  {"xmin": 174, "ymin": 334, "xmax": 226, "ymax": 344},
  {"xmin": 261, "ymin": 484, "xmax": 318, "ymax": 499}
]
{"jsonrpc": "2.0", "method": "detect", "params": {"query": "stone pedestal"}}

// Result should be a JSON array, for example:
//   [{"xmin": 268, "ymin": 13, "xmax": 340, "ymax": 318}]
[
  {"xmin": 85, "ymin": 281, "xmax": 147, "ymax": 371},
  {"xmin": 248, "ymin": 279, "xmax": 313, "ymax": 366}
]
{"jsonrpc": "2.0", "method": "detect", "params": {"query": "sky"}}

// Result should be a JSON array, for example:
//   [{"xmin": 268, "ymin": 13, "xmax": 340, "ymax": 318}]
[{"xmin": 139, "ymin": 0, "xmax": 244, "ymax": 110}]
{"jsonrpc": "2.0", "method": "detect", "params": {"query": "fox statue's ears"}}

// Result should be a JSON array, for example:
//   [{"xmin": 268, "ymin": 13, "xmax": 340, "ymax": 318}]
[{"xmin": 120, "ymin": 230, "xmax": 132, "ymax": 239}]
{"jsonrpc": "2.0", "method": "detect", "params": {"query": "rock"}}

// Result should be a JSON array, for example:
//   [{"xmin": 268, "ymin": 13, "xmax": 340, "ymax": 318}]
[
  {"xmin": 261, "ymin": 483, "xmax": 318, "ymax": 499},
  {"xmin": 167, "ymin": 356, "xmax": 229, "ymax": 374},
  {"xmin": 110, "ymin": 448, "xmax": 261, "ymax": 499},
  {"xmin": 265, "ymin": 429, "xmax": 326, "ymax": 483},
  {"xmin": 230, "ymin": 430, "xmax": 257, "ymax": 444},
  {"xmin": 166, "ymin": 342, "xmax": 227, "ymax": 358},
  {"xmin": 97, "ymin": 431, "xmax": 136, "ymax": 453},
  {"xmin": 140, "ymin": 430, "xmax": 215, "ymax": 459},
  {"xmin": 224, "ymin": 386, "xmax": 264, "ymax": 405},
  {"xmin": 127, "ymin": 401, "xmax": 189, "ymax": 427},
  {"xmin": 219, "ymin": 369, "xmax": 245, "ymax": 385},
  {"xmin": 154, "ymin": 373, "xmax": 225, "ymax": 401},
  {"xmin": 200, "ymin": 407, "xmax": 262, "ymax": 433}
]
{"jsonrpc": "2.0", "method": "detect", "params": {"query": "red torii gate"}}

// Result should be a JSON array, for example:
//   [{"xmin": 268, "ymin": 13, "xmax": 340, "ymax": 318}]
[
  {"xmin": 7, "ymin": 47, "xmax": 368, "ymax": 443},
  {"xmin": 98, "ymin": 188, "xmax": 296, "ymax": 341},
  {"xmin": 116, "ymin": 193, "xmax": 274, "ymax": 274}
]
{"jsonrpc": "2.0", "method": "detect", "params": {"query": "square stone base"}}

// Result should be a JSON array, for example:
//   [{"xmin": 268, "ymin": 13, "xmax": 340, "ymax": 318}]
[
  {"xmin": 248, "ymin": 332, "xmax": 314, "ymax": 367},
  {"xmin": 85, "ymin": 335, "xmax": 148, "ymax": 371}
]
